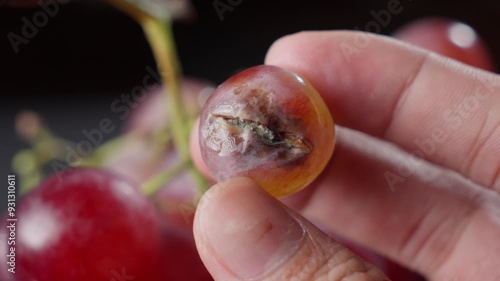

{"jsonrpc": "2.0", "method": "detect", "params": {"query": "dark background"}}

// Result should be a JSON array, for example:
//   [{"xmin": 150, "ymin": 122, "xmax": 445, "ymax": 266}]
[{"xmin": 1, "ymin": 0, "xmax": 499, "ymax": 206}]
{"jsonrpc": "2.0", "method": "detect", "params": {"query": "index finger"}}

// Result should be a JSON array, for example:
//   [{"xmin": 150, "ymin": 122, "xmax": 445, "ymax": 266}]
[{"xmin": 265, "ymin": 31, "xmax": 500, "ymax": 190}]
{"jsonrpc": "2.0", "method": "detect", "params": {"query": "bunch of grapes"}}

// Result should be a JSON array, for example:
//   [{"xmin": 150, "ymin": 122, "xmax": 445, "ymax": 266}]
[
  {"xmin": 2, "ymin": 0, "xmax": 495, "ymax": 278},
  {"xmin": 2, "ymin": 1, "xmax": 217, "ymax": 280},
  {"xmin": 4, "ymin": 81, "xmax": 217, "ymax": 280}
]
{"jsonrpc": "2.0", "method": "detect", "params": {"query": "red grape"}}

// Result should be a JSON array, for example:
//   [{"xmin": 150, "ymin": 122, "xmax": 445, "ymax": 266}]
[
  {"xmin": 157, "ymin": 227, "xmax": 213, "ymax": 281},
  {"xmin": 102, "ymin": 77, "xmax": 215, "ymax": 279},
  {"xmin": 102, "ymin": 139, "xmax": 203, "ymax": 229},
  {"xmin": 394, "ymin": 18, "xmax": 495, "ymax": 71},
  {"xmin": 199, "ymin": 65, "xmax": 335, "ymax": 197},
  {"xmin": 125, "ymin": 79, "xmax": 215, "ymax": 135},
  {"xmin": 107, "ymin": 78, "xmax": 215, "ymax": 226},
  {"xmin": 16, "ymin": 168, "xmax": 163, "ymax": 281}
]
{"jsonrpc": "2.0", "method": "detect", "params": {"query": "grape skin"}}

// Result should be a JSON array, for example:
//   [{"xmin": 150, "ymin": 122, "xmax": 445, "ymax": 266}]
[
  {"xmin": 199, "ymin": 65, "xmax": 335, "ymax": 197},
  {"xmin": 16, "ymin": 168, "xmax": 163, "ymax": 281}
]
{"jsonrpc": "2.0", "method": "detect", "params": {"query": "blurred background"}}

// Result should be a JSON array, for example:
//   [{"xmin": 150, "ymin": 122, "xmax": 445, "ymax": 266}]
[
  {"xmin": 1, "ymin": 1, "xmax": 499, "ymax": 280},
  {"xmin": 0, "ymin": 0, "xmax": 499, "ymax": 203}
]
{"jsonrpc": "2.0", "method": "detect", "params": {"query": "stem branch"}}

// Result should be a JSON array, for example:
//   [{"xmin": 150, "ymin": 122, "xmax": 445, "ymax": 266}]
[{"xmin": 141, "ymin": 18, "xmax": 189, "ymax": 158}]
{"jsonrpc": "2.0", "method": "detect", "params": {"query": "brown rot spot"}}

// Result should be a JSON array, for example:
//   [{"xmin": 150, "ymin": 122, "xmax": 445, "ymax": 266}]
[{"xmin": 212, "ymin": 113, "xmax": 312, "ymax": 153}]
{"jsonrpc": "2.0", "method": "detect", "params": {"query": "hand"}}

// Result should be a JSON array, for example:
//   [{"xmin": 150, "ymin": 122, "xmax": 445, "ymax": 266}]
[{"xmin": 190, "ymin": 31, "xmax": 500, "ymax": 281}]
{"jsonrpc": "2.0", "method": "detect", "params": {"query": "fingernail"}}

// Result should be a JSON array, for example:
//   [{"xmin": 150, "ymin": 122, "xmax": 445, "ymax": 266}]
[{"xmin": 199, "ymin": 178, "xmax": 306, "ymax": 279}]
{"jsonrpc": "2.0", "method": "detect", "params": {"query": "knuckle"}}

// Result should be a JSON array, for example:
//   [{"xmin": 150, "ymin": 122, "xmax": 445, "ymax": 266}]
[{"xmin": 270, "ymin": 236, "xmax": 387, "ymax": 281}]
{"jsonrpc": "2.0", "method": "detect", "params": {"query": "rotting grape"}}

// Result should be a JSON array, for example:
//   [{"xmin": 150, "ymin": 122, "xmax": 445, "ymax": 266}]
[{"xmin": 199, "ymin": 65, "xmax": 335, "ymax": 197}]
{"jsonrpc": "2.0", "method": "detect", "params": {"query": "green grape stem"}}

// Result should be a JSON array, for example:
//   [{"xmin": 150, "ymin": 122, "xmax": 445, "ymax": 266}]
[
  {"xmin": 13, "ymin": 1, "xmax": 209, "ymax": 198},
  {"xmin": 109, "ymin": 0, "xmax": 208, "ymax": 195},
  {"xmin": 142, "ymin": 160, "xmax": 188, "ymax": 196},
  {"xmin": 141, "ymin": 18, "xmax": 189, "ymax": 158}
]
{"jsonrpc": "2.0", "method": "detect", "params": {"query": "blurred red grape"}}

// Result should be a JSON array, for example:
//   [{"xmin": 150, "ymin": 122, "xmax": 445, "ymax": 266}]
[
  {"xmin": 125, "ymin": 79, "xmax": 215, "ymax": 134},
  {"xmin": 16, "ymin": 168, "xmax": 163, "ymax": 281},
  {"xmin": 394, "ymin": 18, "xmax": 495, "ymax": 71},
  {"xmin": 104, "ymin": 78, "xmax": 215, "ymax": 227}
]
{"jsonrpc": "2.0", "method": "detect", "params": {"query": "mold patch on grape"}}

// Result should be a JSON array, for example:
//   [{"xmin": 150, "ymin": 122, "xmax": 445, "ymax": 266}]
[{"xmin": 211, "ymin": 114, "xmax": 312, "ymax": 152}]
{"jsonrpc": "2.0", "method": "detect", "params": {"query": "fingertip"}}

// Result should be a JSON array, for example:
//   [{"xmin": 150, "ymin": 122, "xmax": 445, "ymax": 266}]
[
  {"xmin": 265, "ymin": 31, "xmax": 343, "ymax": 79},
  {"xmin": 193, "ymin": 177, "xmax": 290, "ymax": 280},
  {"xmin": 196, "ymin": 177, "xmax": 260, "ymax": 209}
]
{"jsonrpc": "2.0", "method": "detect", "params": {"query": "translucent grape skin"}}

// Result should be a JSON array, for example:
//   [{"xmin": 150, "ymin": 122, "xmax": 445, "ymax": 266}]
[
  {"xmin": 199, "ymin": 65, "xmax": 335, "ymax": 197},
  {"xmin": 16, "ymin": 168, "xmax": 163, "ymax": 281}
]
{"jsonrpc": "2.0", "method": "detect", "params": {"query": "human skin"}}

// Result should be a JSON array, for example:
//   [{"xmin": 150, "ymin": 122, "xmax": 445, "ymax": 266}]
[{"xmin": 190, "ymin": 31, "xmax": 500, "ymax": 281}]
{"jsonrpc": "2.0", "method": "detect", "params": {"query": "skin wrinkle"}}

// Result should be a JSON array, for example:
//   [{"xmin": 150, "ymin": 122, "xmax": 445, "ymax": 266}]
[
  {"xmin": 289, "ymin": 127, "xmax": 494, "ymax": 278},
  {"xmin": 477, "ymin": 120, "xmax": 500, "ymax": 190},
  {"xmin": 396, "ymin": 203, "xmax": 428, "ymax": 264},
  {"xmin": 289, "ymin": 252, "xmax": 321, "ymax": 280},
  {"xmin": 492, "ymin": 164, "xmax": 500, "ymax": 190},
  {"xmin": 460, "ymin": 114, "xmax": 489, "ymax": 179},
  {"xmin": 278, "ymin": 239, "xmax": 360, "ymax": 281},
  {"xmin": 338, "ymin": 266, "xmax": 387, "ymax": 281},
  {"xmin": 429, "ymin": 210, "xmax": 483, "ymax": 281},
  {"xmin": 258, "ymin": 210, "xmax": 387, "ymax": 281},
  {"xmin": 407, "ymin": 196, "xmax": 478, "ymax": 276},
  {"xmin": 281, "ymin": 210, "xmax": 329, "ymax": 280},
  {"xmin": 255, "ymin": 216, "xmax": 307, "ymax": 280},
  {"xmin": 402, "ymin": 158, "xmax": 494, "ymax": 276},
  {"xmin": 252, "ymin": 223, "xmax": 315, "ymax": 280},
  {"xmin": 330, "ymin": 256, "xmax": 368, "ymax": 281},
  {"xmin": 299, "ymin": 215, "xmax": 387, "ymax": 281},
  {"xmin": 476, "ymin": 186, "xmax": 500, "ymax": 228},
  {"xmin": 454, "ymin": 88, "xmax": 500, "ymax": 192},
  {"xmin": 382, "ymin": 52, "xmax": 429, "ymax": 139},
  {"xmin": 396, "ymin": 49, "xmax": 500, "ymax": 190},
  {"xmin": 432, "ymin": 199, "xmax": 500, "ymax": 281}
]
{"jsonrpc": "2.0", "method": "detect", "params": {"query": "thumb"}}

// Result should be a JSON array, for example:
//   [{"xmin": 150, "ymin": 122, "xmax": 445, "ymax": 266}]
[{"xmin": 194, "ymin": 177, "xmax": 389, "ymax": 281}]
